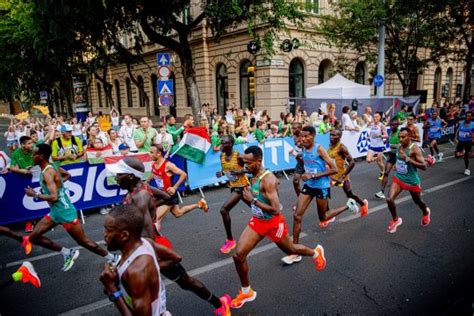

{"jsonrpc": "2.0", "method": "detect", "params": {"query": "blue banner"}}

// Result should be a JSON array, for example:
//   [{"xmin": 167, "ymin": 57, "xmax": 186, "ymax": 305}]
[{"xmin": 186, "ymin": 135, "xmax": 330, "ymax": 190}]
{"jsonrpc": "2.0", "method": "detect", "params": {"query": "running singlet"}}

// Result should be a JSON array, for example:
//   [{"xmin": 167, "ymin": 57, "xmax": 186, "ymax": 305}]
[
  {"xmin": 394, "ymin": 144, "xmax": 420, "ymax": 185},
  {"xmin": 327, "ymin": 143, "xmax": 346, "ymax": 180},
  {"xmin": 123, "ymin": 182, "xmax": 154, "ymax": 205},
  {"xmin": 250, "ymin": 170, "xmax": 273, "ymax": 220},
  {"xmin": 368, "ymin": 123, "xmax": 385, "ymax": 148},
  {"xmin": 220, "ymin": 151, "xmax": 249, "ymax": 187},
  {"xmin": 458, "ymin": 121, "xmax": 474, "ymax": 142},
  {"xmin": 117, "ymin": 238, "xmax": 166, "ymax": 315},
  {"xmin": 151, "ymin": 160, "xmax": 172, "ymax": 191},
  {"xmin": 40, "ymin": 164, "xmax": 77, "ymax": 224},
  {"xmin": 302, "ymin": 144, "xmax": 330, "ymax": 189},
  {"xmin": 428, "ymin": 118, "xmax": 442, "ymax": 139},
  {"xmin": 389, "ymin": 129, "xmax": 400, "ymax": 152}
]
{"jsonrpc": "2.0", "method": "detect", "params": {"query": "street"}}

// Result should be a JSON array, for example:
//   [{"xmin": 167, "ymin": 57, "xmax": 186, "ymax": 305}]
[{"xmin": 1, "ymin": 144, "xmax": 473, "ymax": 315}]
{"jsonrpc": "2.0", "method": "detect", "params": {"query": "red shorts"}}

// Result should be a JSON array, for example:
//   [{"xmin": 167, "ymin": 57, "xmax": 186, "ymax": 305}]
[
  {"xmin": 248, "ymin": 214, "xmax": 289, "ymax": 242},
  {"xmin": 393, "ymin": 176, "xmax": 421, "ymax": 193},
  {"xmin": 44, "ymin": 214, "xmax": 79, "ymax": 230},
  {"xmin": 154, "ymin": 234, "xmax": 173, "ymax": 249}
]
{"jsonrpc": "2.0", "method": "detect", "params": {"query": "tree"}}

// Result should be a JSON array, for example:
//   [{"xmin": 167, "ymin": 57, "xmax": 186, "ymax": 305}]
[{"xmin": 318, "ymin": 0, "xmax": 451, "ymax": 96}]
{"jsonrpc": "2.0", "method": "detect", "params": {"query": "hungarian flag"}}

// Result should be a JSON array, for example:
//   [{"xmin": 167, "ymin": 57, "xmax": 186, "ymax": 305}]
[
  {"xmin": 104, "ymin": 153, "xmax": 153, "ymax": 185},
  {"xmin": 86, "ymin": 144, "xmax": 113, "ymax": 164},
  {"xmin": 171, "ymin": 127, "xmax": 211, "ymax": 164}
]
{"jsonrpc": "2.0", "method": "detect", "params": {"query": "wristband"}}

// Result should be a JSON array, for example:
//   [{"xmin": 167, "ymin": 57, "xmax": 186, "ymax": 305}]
[
  {"xmin": 34, "ymin": 192, "xmax": 40, "ymax": 199},
  {"xmin": 108, "ymin": 290, "xmax": 122, "ymax": 302}
]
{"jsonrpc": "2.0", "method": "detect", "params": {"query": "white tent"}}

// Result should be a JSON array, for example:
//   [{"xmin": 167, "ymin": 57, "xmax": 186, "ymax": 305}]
[{"xmin": 306, "ymin": 73, "xmax": 371, "ymax": 99}]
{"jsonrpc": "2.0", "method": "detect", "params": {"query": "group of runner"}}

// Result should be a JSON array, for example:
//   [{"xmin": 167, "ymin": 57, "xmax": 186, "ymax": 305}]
[{"xmin": 1, "ymin": 109, "xmax": 473, "ymax": 315}]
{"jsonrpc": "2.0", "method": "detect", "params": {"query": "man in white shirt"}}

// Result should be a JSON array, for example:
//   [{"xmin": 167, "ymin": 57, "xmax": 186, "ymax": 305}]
[
  {"xmin": 341, "ymin": 106, "xmax": 353, "ymax": 131},
  {"xmin": 119, "ymin": 114, "xmax": 138, "ymax": 152},
  {"xmin": 154, "ymin": 123, "xmax": 174, "ymax": 152}
]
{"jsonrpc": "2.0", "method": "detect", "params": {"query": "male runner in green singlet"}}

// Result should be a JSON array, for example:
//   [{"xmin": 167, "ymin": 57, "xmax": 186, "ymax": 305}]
[{"xmin": 375, "ymin": 118, "xmax": 400, "ymax": 199}]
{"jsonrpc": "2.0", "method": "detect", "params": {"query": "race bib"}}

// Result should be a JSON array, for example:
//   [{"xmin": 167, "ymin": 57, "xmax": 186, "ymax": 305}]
[
  {"xmin": 251, "ymin": 203, "xmax": 265, "ymax": 218},
  {"xmin": 395, "ymin": 160, "xmax": 408, "ymax": 175},
  {"xmin": 459, "ymin": 131, "xmax": 471, "ymax": 140},
  {"xmin": 225, "ymin": 172, "xmax": 237, "ymax": 182},
  {"xmin": 304, "ymin": 166, "xmax": 318, "ymax": 174},
  {"xmin": 429, "ymin": 126, "xmax": 439, "ymax": 133},
  {"xmin": 154, "ymin": 177, "xmax": 164, "ymax": 189}
]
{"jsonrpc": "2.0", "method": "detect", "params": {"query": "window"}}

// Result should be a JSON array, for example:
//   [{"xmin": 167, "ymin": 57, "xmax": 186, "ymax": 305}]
[
  {"xmin": 216, "ymin": 64, "xmax": 229, "ymax": 114},
  {"xmin": 137, "ymin": 76, "xmax": 145, "ymax": 107},
  {"xmin": 306, "ymin": 0, "xmax": 320, "ymax": 14},
  {"xmin": 318, "ymin": 59, "xmax": 333, "ymax": 84},
  {"xmin": 446, "ymin": 68, "xmax": 453, "ymax": 99},
  {"xmin": 114, "ymin": 80, "xmax": 121, "ymax": 112},
  {"xmin": 240, "ymin": 60, "xmax": 253, "ymax": 109},
  {"xmin": 96, "ymin": 83, "xmax": 103, "ymax": 108},
  {"xmin": 126, "ymin": 78, "xmax": 133, "ymax": 107},
  {"xmin": 289, "ymin": 58, "xmax": 305, "ymax": 98},
  {"xmin": 355, "ymin": 62, "xmax": 366, "ymax": 84},
  {"xmin": 433, "ymin": 67, "xmax": 442, "ymax": 101}
]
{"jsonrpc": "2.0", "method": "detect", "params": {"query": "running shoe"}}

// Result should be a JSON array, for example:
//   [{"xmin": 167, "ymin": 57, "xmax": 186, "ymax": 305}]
[
  {"xmin": 281, "ymin": 254, "xmax": 302, "ymax": 265},
  {"xmin": 387, "ymin": 217, "xmax": 403, "ymax": 233},
  {"xmin": 346, "ymin": 198, "xmax": 360, "ymax": 214},
  {"xmin": 319, "ymin": 216, "xmax": 336, "ymax": 228},
  {"xmin": 292, "ymin": 205, "xmax": 297, "ymax": 212},
  {"xmin": 421, "ymin": 208, "xmax": 431, "ymax": 227},
  {"xmin": 426, "ymin": 154, "xmax": 436, "ymax": 167},
  {"xmin": 21, "ymin": 236, "xmax": 32, "ymax": 255},
  {"xmin": 24, "ymin": 222, "xmax": 33, "ymax": 233},
  {"xmin": 312, "ymin": 245, "xmax": 326, "ymax": 271},
  {"xmin": 197, "ymin": 199, "xmax": 209, "ymax": 212},
  {"xmin": 62, "ymin": 249, "xmax": 80, "ymax": 272},
  {"xmin": 375, "ymin": 191, "xmax": 386, "ymax": 199},
  {"xmin": 378, "ymin": 173, "xmax": 384, "ymax": 181},
  {"xmin": 214, "ymin": 294, "xmax": 231, "ymax": 316},
  {"xmin": 108, "ymin": 253, "xmax": 122, "ymax": 266},
  {"xmin": 464, "ymin": 169, "xmax": 471, "ymax": 176},
  {"xmin": 231, "ymin": 288, "xmax": 257, "ymax": 309},
  {"xmin": 220, "ymin": 239, "xmax": 236, "ymax": 254},
  {"xmin": 360, "ymin": 199, "xmax": 369, "ymax": 217},
  {"xmin": 15, "ymin": 262, "xmax": 41, "ymax": 288},
  {"xmin": 437, "ymin": 152, "xmax": 444, "ymax": 162}
]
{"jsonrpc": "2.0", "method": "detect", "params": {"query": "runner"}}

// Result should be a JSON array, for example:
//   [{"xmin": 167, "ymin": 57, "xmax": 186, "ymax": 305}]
[
  {"xmin": 454, "ymin": 111, "xmax": 474, "ymax": 175},
  {"xmin": 282, "ymin": 126, "xmax": 358, "ymax": 265},
  {"xmin": 375, "ymin": 119, "xmax": 400, "ymax": 199},
  {"xmin": 327, "ymin": 129, "xmax": 368, "ymax": 215},
  {"xmin": 406, "ymin": 114, "xmax": 421, "ymax": 143},
  {"xmin": 148, "ymin": 144, "xmax": 208, "ymax": 223},
  {"xmin": 216, "ymin": 135, "xmax": 249, "ymax": 254},
  {"xmin": 290, "ymin": 122, "xmax": 304, "ymax": 209},
  {"xmin": 231, "ymin": 145, "xmax": 327, "ymax": 309},
  {"xmin": 0, "ymin": 225, "xmax": 69, "ymax": 255},
  {"xmin": 107, "ymin": 157, "xmax": 231, "ymax": 315},
  {"xmin": 23, "ymin": 144, "xmax": 120, "ymax": 271},
  {"xmin": 366, "ymin": 112, "xmax": 388, "ymax": 180},
  {"xmin": 386, "ymin": 128, "xmax": 431, "ymax": 233},
  {"xmin": 0, "ymin": 262, "xmax": 41, "ymax": 290},
  {"xmin": 424, "ymin": 110, "xmax": 447, "ymax": 162}
]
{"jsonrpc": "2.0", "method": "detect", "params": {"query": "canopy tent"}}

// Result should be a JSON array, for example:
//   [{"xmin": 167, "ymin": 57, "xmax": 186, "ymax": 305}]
[{"xmin": 306, "ymin": 73, "xmax": 371, "ymax": 99}]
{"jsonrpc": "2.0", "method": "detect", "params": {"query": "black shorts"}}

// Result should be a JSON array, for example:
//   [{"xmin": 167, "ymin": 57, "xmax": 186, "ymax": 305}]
[
  {"xmin": 294, "ymin": 160, "xmax": 305, "ymax": 175},
  {"xmin": 230, "ymin": 186, "xmax": 245, "ymax": 193},
  {"xmin": 387, "ymin": 152, "xmax": 397, "ymax": 164},
  {"xmin": 456, "ymin": 141, "xmax": 472, "ymax": 154},
  {"xmin": 161, "ymin": 263, "xmax": 187, "ymax": 282},
  {"xmin": 163, "ymin": 193, "xmax": 179, "ymax": 206},
  {"xmin": 301, "ymin": 184, "xmax": 331, "ymax": 200}
]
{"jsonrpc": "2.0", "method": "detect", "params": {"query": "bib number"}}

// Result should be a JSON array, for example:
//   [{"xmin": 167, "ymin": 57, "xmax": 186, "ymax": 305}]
[
  {"xmin": 395, "ymin": 160, "xmax": 408, "ymax": 175},
  {"xmin": 154, "ymin": 177, "xmax": 164, "ymax": 189},
  {"xmin": 251, "ymin": 203, "xmax": 265, "ymax": 218}
]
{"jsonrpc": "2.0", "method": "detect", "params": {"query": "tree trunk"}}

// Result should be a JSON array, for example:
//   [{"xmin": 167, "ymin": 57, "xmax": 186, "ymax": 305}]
[
  {"xmin": 463, "ymin": 40, "xmax": 473, "ymax": 101},
  {"xmin": 178, "ymin": 34, "xmax": 201, "ymax": 118},
  {"xmin": 125, "ymin": 63, "xmax": 151, "ymax": 117}
]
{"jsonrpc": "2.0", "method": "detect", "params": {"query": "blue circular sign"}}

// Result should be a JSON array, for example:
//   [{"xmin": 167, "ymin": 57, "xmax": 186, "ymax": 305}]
[
  {"xmin": 374, "ymin": 75, "xmax": 384, "ymax": 87},
  {"xmin": 159, "ymin": 94, "xmax": 173, "ymax": 106}
]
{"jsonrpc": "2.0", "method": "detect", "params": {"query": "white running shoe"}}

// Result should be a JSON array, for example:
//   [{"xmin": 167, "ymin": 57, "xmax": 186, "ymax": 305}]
[
  {"xmin": 62, "ymin": 249, "xmax": 80, "ymax": 272},
  {"xmin": 375, "ymin": 191, "xmax": 386, "ymax": 199},
  {"xmin": 281, "ymin": 254, "xmax": 303, "ymax": 265},
  {"xmin": 464, "ymin": 169, "xmax": 471, "ymax": 176},
  {"xmin": 437, "ymin": 152, "xmax": 444, "ymax": 162},
  {"xmin": 346, "ymin": 198, "xmax": 360, "ymax": 214}
]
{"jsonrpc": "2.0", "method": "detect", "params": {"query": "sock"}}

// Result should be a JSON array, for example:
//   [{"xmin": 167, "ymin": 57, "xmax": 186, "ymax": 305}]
[
  {"xmin": 12, "ymin": 271, "xmax": 23, "ymax": 282},
  {"xmin": 60, "ymin": 247, "xmax": 70, "ymax": 256},
  {"xmin": 241, "ymin": 286, "xmax": 251, "ymax": 294},
  {"xmin": 313, "ymin": 250, "xmax": 318, "ymax": 258},
  {"xmin": 105, "ymin": 253, "xmax": 115, "ymax": 261}
]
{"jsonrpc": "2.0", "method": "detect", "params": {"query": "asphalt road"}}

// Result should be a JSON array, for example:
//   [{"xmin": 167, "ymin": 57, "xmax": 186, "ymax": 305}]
[{"xmin": 1, "ymin": 143, "xmax": 473, "ymax": 315}]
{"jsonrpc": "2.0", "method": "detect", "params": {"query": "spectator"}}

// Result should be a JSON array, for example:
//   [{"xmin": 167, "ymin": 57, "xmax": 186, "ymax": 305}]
[
  {"xmin": 165, "ymin": 114, "xmax": 184, "ymax": 143},
  {"xmin": 110, "ymin": 107, "xmax": 121, "ymax": 131},
  {"xmin": 154, "ymin": 122, "xmax": 174, "ymax": 152},
  {"xmin": 267, "ymin": 124, "xmax": 281, "ymax": 139},
  {"xmin": 350, "ymin": 111, "xmax": 362, "ymax": 131},
  {"xmin": 86, "ymin": 111, "xmax": 96, "ymax": 125},
  {"xmin": 92, "ymin": 122, "xmax": 109, "ymax": 145},
  {"xmin": 118, "ymin": 143, "xmax": 130, "ymax": 156},
  {"xmin": 5, "ymin": 121, "xmax": 17, "ymax": 151},
  {"xmin": 107, "ymin": 129, "xmax": 122, "ymax": 155},
  {"xmin": 183, "ymin": 114, "xmax": 195, "ymax": 129},
  {"xmin": 30, "ymin": 130, "xmax": 43, "ymax": 147},
  {"xmin": 119, "ymin": 114, "xmax": 138, "ymax": 152},
  {"xmin": 133, "ymin": 116, "xmax": 157, "ymax": 153},
  {"xmin": 254, "ymin": 120, "xmax": 266, "ymax": 143},
  {"xmin": 341, "ymin": 106, "xmax": 352, "ymax": 131},
  {"xmin": 211, "ymin": 127, "xmax": 226, "ymax": 152},
  {"xmin": 394, "ymin": 104, "xmax": 408, "ymax": 123},
  {"xmin": 362, "ymin": 106, "xmax": 373, "ymax": 126},
  {"xmin": 71, "ymin": 118, "xmax": 83, "ymax": 141},
  {"xmin": 318, "ymin": 115, "xmax": 331, "ymax": 135},
  {"xmin": 328, "ymin": 103, "xmax": 337, "ymax": 125},
  {"xmin": 51, "ymin": 124, "xmax": 84, "ymax": 165},
  {"xmin": 10, "ymin": 136, "xmax": 34, "ymax": 175}
]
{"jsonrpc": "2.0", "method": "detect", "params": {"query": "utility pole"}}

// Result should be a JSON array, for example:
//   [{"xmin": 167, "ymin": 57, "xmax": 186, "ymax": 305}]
[{"xmin": 376, "ymin": 0, "xmax": 385, "ymax": 98}]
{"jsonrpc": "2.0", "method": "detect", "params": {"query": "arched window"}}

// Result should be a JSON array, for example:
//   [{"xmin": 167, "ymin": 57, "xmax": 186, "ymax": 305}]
[
  {"xmin": 355, "ymin": 62, "xmax": 366, "ymax": 84},
  {"xmin": 216, "ymin": 64, "xmax": 229, "ymax": 114},
  {"xmin": 114, "ymin": 80, "xmax": 121, "ymax": 113},
  {"xmin": 137, "ymin": 76, "xmax": 145, "ymax": 107},
  {"xmin": 240, "ymin": 60, "xmax": 253, "ymax": 109},
  {"xmin": 126, "ymin": 78, "xmax": 133, "ymax": 107},
  {"xmin": 318, "ymin": 59, "xmax": 333, "ymax": 84},
  {"xmin": 289, "ymin": 58, "xmax": 305, "ymax": 98},
  {"xmin": 446, "ymin": 68, "xmax": 453, "ymax": 99},
  {"xmin": 96, "ymin": 83, "xmax": 103, "ymax": 108},
  {"xmin": 433, "ymin": 67, "xmax": 442, "ymax": 102}
]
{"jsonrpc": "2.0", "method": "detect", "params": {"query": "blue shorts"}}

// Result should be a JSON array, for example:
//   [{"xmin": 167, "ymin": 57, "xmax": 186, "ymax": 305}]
[
  {"xmin": 369, "ymin": 146, "xmax": 385, "ymax": 153},
  {"xmin": 6, "ymin": 140, "xmax": 17, "ymax": 147},
  {"xmin": 428, "ymin": 136, "xmax": 440, "ymax": 142},
  {"xmin": 301, "ymin": 184, "xmax": 331, "ymax": 200}
]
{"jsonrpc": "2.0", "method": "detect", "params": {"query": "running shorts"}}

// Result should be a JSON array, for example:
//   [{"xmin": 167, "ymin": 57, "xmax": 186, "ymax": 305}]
[
  {"xmin": 161, "ymin": 263, "xmax": 187, "ymax": 282},
  {"xmin": 368, "ymin": 146, "xmax": 386, "ymax": 153},
  {"xmin": 44, "ymin": 213, "xmax": 79, "ymax": 230},
  {"xmin": 230, "ymin": 186, "xmax": 245, "ymax": 193},
  {"xmin": 301, "ymin": 184, "xmax": 331, "ymax": 200},
  {"xmin": 248, "ymin": 214, "xmax": 288, "ymax": 242},
  {"xmin": 162, "ymin": 193, "xmax": 180, "ymax": 206},
  {"xmin": 294, "ymin": 160, "xmax": 305, "ymax": 175},
  {"xmin": 455, "ymin": 141, "xmax": 472, "ymax": 154},
  {"xmin": 428, "ymin": 136, "xmax": 440, "ymax": 142},
  {"xmin": 387, "ymin": 152, "xmax": 397, "ymax": 164},
  {"xmin": 393, "ymin": 176, "xmax": 421, "ymax": 193}
]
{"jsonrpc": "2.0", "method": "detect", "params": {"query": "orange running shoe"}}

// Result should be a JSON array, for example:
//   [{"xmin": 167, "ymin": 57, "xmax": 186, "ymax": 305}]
[
  {"xmin": 319, "ymin": 217, "xmax": 335, "ymax": 228},
  {"xmin": 198, "ymin": 199, "xmax": 209, "ymax": 212},
  {"xmin": 312, "ymin": 245, "xmax": 326, "ymax": 271},
  {"xmin": 231, "ymin": 288, "xmax": 257, "ymax": 309},
  {"xmin": 214, "ymin": 294, "xmax": 231, "ymax": 315},
  {"xmin": 421, "ymin": 208, "xmax": 431, "ymax": 227},
  {"xmin": 15, "ymin": 262, "xmax": 41, "ymax": 288},
  {"xmin": 22, "ymin": 236, "xmax": 32, "ymax": 255},
  {"xmin": 360, "ymin": 199, "xmax": 369, "ymax": 217}
]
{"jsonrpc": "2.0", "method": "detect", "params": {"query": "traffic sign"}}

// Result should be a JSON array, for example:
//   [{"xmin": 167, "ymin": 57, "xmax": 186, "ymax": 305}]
[
  {"xmin": 374, "ymin": 75, "xmax": 384, "ymax": 87},
  {"xmin": 159, "ymin": 94, "xmax": 173, "ymax": 106},
  {"xmin": 158, "ymin": 79, "xmax": 174, "ymax": 95},
  {"xmin": 157, "ymin": 53, "xmax": 170, "ymax": 66},
  {"xmin": 158, "ymin": 65, "xmax": 172, "ymax": 78},
  {"xmin": 39, "ymin": 91, "xmax": 48, "ymax": 100}
]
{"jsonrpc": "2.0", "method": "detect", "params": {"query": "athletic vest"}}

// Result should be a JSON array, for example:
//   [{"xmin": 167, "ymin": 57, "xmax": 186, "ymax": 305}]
[
  {"xmin": 220, "ymin": 151, "xmax": 248, "ymax": 187},
  {"xmin": 428, "ymin": 118, "xmax": 442, "ymax": 138},
  {"xmin": 250, "ymin": 170, "xmax": 273, "ymax": 220},
  {"xmin": 394, "ymin": 144, "xmax": 420, "ymax": 185},
  {"xmin": 389, "ymin": 129, "xmax": 400, "ymax": 152},
  {"xmin": 151, "ymin": 160, "xmax": 172, "ymax": 191},
  {"xmin": 368, "ymin": 123, "xmax": 385, "ymax": 148},
  {"xmin": 302, "ymin": 144, "xmax": 330, "ymax": 189},
  {"xmin": 327, "ymin": 143, "xmax": 346, "ymax": 180},
  {"xmin": 117, "ymin": 238, "xmax": 165, "ymax": 315},
  {"xmin": 40, "ymin": 164, "xmax": 76, "ymax": 212},
  {"xmin": 458, "ymin": 121, "xmax": 474, "ymax": 142}
]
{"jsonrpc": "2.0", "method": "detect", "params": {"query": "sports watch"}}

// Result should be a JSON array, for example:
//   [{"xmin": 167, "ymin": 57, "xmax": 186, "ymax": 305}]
[{"xmin": 108, "ymin": 290, "xmax": 122, "ymax": 302}]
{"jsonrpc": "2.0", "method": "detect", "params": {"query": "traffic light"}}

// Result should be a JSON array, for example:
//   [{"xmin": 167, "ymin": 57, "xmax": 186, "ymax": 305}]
[{"xmin": 248, "ymin": 66, "xmax": 255, "ymax": 96}]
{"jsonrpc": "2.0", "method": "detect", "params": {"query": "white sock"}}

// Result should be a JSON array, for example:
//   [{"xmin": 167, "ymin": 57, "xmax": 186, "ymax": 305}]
[
  {"xmin": 105, "ymin": 253, "xmax": 115, "ymax": 261},
  {"xmin": 241, "ymin": 286, "xmax": 251, "ymax": 294},
  {"xmin": 60, "ymin": 247, "xmax": 70, "ymax": 256}
]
